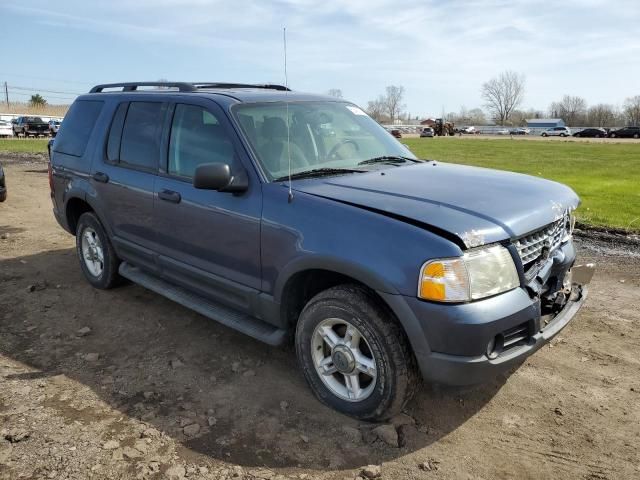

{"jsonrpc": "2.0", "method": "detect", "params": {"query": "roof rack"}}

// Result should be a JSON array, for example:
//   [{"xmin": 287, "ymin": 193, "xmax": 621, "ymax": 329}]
[{"xmin": 89, "ymin": 82, "xmax": 291, "ymax": 93}]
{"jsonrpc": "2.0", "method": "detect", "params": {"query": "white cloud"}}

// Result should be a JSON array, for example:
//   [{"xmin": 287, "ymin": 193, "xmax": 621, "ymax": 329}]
[{"xmin": 2, "ymin": 0, "xmax": 639, "ymax": 115}]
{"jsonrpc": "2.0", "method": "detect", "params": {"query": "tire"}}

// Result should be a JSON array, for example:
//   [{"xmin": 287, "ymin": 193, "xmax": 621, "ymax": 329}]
[
  {"xmin": 75, "ymin": 212, "xmax": 122, "ymax": 289},
  {"xmin": 610, "ymin": 133, "xmax": 616, "ymax": 138},
  {"xmin": 295, "ymin": 284, "xmax": 419, "ymax": 421},
  {"xmin": 541, "ymin": 133, "xmax": 547, "ymax": 137},
  {"xmin": 634, "ymin": 133, "xmax": 639, "ymax": 139}
]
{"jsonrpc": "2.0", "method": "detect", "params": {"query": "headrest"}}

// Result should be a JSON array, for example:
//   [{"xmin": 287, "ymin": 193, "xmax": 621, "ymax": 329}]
[{"xmin": 262, "ymin": 116, "xmax": 287, "ymax": 139}]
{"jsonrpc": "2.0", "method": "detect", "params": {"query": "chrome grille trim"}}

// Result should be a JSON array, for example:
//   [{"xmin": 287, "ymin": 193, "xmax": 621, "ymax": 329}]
[{"xmin": 515, "ymin": 216, "xmax": 569, "ymax": 265}]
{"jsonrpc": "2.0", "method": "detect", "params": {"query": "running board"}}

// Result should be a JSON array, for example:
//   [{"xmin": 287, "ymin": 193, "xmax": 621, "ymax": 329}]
[{"xmin": 119, "ymin": 262, "xmax": 287, "ymax": 346}]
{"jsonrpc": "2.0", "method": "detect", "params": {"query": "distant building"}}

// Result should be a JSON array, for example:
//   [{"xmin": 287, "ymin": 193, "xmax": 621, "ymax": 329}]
[
  {"xmin": 420, "ymin": 118, "xmax": 436, "ymax": 126},
  {"xmin": 526, "ymin": 118, "xmax": 565, "ymax": 128}
]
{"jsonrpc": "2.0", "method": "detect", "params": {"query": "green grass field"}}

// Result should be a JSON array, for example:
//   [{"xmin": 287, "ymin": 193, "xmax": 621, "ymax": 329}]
[
  {"xmin": 0, "ymin": 138, "xmax": 49, "ymax": 153},
  {"xmin": 405, "ymin": 138, "xmax": 640, "ymax": 232},
  {"xmin": 1, "ymin": 137, "xmax": 638, "ymax": 231}
]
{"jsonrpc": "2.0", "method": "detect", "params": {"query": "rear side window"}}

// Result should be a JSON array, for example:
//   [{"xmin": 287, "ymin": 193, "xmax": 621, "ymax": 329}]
[
  {"xmin": 53, "ymin": 100, "xmax": 104, "ymax": 157},
  {"xmin": 119, "ymin": 102, "xmax": 165, "ymax": 170}
]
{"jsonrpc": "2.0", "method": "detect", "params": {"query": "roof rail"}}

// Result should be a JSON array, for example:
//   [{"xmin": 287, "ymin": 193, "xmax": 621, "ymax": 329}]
[
  {"xmin": 192, "ymin": 83, "xmax": 291, "ymax": 91},
  {"xmin": 89, "ymin": 82, "xmax": 291, "ymax": 93},
  {"xmin": 89, "ymin": 82, "xmax": 196, "ymax": 93}
]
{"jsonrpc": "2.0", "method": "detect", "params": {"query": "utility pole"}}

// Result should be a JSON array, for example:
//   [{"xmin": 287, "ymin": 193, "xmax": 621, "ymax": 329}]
[{"xmin": 3, "ymin": 82, "xmax": 8, "ymax": 109}]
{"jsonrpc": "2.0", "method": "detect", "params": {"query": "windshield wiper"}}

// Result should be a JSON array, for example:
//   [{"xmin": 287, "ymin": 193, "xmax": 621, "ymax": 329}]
[
  {"xmin": 357, "ymin": 155, "xmax": 422, "ymax": 166},
  {"xmin": 273, "ymin": 168, "xmax": 365, "ymax": 182}
]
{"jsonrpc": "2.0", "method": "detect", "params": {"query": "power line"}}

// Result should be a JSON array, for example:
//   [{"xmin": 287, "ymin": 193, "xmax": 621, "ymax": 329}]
[
  {"xmin": 6, "ymin": 90, "xmax": 77, "ymax": 101},
  {"xmin": 8, "ymin": 85, "xmax": 83, "ymax": 96}
]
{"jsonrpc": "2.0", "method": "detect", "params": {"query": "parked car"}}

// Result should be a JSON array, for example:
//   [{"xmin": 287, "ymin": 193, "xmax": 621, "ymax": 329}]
[
  {"xmin": 608, "ymin": 126, "xmax": 640, "ymax": 138},
  {"xmin": 496, "ymin": 128, "xmax": 509, "ymax": 135},
  {"xmin": 0, "ymin": 120, "xmax": 13, "ymax": 138},
  {"xmin": 458, "ymin": 126, "xmax": 477, "ymax": 134},
  {"xmin": 420, "ymin": 127, "xmax": 434, "ymax": 138},
  {"xmin": 541, "ymin": 126, "xmax": 571, "ymax": 137},
  {"xmin": 49, "ymin": 120, "xmax": 62, "ymax": 137},
  {"xmin": 49, "ymin": 81, "xmax": 593, "ymax": 421},
  {"xmin": 12, "ymin": 116, "xmax": 49, "ymax": 137},
  {"xmin": 0, "ymin": 163, "xmax": 6, "ymax": 202},
  {"xmin": 509, "ymin": 128, "xmax": 530, "ymax": 135},
  {"xmin": 572, "ymin": 128, "xmax": 606, "ymax": 138},
  {"xmin": 390, "ymin": 129, "xmax": 402, "ymax": 139}
]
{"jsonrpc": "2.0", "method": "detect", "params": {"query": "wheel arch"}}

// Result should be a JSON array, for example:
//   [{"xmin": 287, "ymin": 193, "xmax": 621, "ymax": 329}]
[
  {"xmin": 64, "ymin": 195, "xmax": 111, "ymax": 237},
  {"xmin": 275, "ymin": 257, "xmax": 432, "ymax": 361}
]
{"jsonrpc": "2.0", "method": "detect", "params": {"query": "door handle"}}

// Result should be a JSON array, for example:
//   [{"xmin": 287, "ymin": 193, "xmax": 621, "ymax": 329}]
[
  {"xmin": 158, "ymin": 189, "xmax": 181, "ymax": 203},
  {"xmin": 92, "ymin": 172, "xmax": 109, "ymax": 183}
]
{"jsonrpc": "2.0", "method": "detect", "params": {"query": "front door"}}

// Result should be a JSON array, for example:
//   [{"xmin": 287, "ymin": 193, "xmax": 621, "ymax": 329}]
[{"xmin": 153, "ymin": 100, "xmax": 262, "ymax": 312}]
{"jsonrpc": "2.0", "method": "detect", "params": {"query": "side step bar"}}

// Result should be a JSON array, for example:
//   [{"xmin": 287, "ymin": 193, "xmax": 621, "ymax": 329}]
[{"xmin": 119, "ymin": 262, "xmax": 287, "ymax": 346}]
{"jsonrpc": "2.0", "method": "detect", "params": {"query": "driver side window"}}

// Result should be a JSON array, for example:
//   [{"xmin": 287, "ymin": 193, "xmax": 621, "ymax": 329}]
[{"xmin": 168, "ymin": 104, "xmax": 235, "ymax": 179}]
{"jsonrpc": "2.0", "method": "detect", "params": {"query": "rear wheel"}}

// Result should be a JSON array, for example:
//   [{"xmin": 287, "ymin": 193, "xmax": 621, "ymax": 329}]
[
  {"xmin": 610, "ymin": 133, "xmax": 616, "ymax": 138},
  {"xmin": 634, "ymin": 133, "xmax": 639, "ymax": 139},
  {"xmin": 542, "ymin": 133, "xmax": 547, "ymax": 137},
  {"xmin": 295, "ymin": 285, "xmax": 418, "ymax": 421},
  {"xmin": 76, "ymin": 212, "xmax": 122, "ymax": 289}
]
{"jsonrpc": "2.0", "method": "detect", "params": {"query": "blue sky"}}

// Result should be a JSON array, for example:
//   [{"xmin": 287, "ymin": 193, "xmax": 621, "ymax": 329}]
[{"xmin": 1, "ymin": 0, "xmax": 639, "ymax": 117}]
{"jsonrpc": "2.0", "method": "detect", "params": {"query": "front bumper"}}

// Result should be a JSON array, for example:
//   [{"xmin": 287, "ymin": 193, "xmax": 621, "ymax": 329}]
[
  {"xmin": 380, "ymin": 241, "xmax": 593, "ymax": 386},
  {"xmin": 414, "ymin": 283, "xmax": 588, "ymax": 385}
]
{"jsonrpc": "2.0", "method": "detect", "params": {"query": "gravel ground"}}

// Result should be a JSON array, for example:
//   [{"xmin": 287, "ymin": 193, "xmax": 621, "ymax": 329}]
[{"xmin": 1, "ymin": 155, "xmax": 639, "ymax": 480}]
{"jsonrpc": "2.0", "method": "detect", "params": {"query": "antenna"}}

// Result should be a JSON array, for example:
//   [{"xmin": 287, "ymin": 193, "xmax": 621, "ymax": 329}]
[{"xmin": 284, "ymin": 27, "xmax": 293, "ymax": 203}]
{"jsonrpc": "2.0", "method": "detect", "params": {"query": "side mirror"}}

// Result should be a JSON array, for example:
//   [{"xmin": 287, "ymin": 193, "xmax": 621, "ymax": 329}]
[{"xmin": 193, "ymin": 163, "xmax": 248, "ymax": 193}]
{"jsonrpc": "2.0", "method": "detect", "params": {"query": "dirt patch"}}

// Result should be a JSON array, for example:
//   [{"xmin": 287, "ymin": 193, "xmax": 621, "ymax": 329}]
[{"xmin": 1, "ymin": 161, "xmax": 639, "ymax": 479}]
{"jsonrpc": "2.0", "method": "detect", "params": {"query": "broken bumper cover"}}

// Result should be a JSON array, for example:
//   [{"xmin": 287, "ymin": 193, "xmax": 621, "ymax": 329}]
[
  {"xmin": 381, "ymin": 263, "xmax": 594, "ymax": 386},
  {"xmin": 417, "ymin": 284, "xmax": 588, "ymax": 385}
]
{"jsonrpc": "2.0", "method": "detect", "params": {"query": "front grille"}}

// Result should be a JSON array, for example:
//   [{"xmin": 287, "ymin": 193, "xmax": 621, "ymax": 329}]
[{"xmin": 515, "ymin": 217, "xmax": 569, "ymax": 265}]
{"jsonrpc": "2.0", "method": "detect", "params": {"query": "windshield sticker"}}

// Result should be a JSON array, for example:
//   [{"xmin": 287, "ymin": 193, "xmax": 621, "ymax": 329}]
[{"xmin": 346, "ymin": 106, "xmax": 367, "ymax": 116}]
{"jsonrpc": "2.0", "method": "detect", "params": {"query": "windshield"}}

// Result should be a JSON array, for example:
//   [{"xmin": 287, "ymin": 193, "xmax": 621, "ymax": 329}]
[{"xmin": 233, "ymin": 101, "xmax": 416, "ymax": 181}]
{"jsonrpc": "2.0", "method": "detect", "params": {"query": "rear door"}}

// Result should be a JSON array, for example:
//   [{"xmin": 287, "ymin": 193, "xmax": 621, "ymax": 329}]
[
  {"xmin": 90, "ymin": 100, "xmax": 168, "ymax": 272},
  {"xmin": 153, "ymin": 98, "xmax": 262, "ymax": 311}
]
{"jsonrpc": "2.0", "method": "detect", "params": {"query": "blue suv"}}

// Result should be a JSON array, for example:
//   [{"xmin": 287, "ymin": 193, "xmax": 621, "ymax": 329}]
[{"xmin": 49, "ymin": 82, "xmax": 593, "ymax": 420}]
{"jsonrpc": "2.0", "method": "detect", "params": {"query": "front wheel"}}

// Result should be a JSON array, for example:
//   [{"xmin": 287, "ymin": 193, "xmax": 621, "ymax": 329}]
[
  {"xmin": 610, "ymin": 133, "xmax": 616, "ymax": 138},
  {"xmin": 541, "ymin": 133, "xmax": 547, "ymax": 137},
  {"xmin": 76, "ymin": 212, "xmax": 122, "ymax": 289},
  {"xmin": 295, "ymin": 285, "xmax": 418, "ymax": 421},
  {"xmin": 634, "ymin": 133, "xmax": 639, "ymax": 139}
]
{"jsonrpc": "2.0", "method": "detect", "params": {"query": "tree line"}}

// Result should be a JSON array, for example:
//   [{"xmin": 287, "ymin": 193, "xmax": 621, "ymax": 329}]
[{"xmin": 329, "ymin": 71, "xmax": 640, "ymax": 127}]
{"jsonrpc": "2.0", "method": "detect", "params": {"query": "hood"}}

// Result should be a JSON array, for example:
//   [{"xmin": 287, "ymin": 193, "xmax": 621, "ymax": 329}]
[{"xmin": 293, "ymin": 162, "xmax": 579, "ymax": 248}]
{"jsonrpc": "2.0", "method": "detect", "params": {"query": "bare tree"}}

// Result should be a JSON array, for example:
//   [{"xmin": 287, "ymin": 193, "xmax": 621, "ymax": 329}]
[
  {"xmin": 481, "ymin": 71, "xmax": 525, "ymax": 125},
  {"xmin": 384, "ymin": 85, "xmax": 405, "ymax": 124},
  {"xmin": 327, "ymin": 88, "xmax": 343, "ymax": 98},
  {"xmin": 467, "ymin": 108, "xmax": 486, "ymax": 125},
  {"xmin": 587, "ymin": 104, "xmax": 617, "ymax": 127},
  {"xmin": 623, "ymin": 95, "xmax": 640, "ymax": 126},
  {"xmin": 366, "ymin": 96, "xmax": 388, "ymax": 123},
  {"xmin": 550, "ymin": 95, "xmax": 587, "ymax": 126}
]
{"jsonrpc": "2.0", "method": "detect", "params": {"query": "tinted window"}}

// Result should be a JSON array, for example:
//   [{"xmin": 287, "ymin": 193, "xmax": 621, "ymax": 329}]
[
  {"xmin": 168, "ymin": 104, "xmax": 235, "ymax": 178},
  {"xmin": 106, "ymin": 103, "xmax": 129, "ymax": 162},
  {"xmin": 53, "ymin": 100, "xmax": 104, "ymax": 157},
  {"xmin": 120, "ymin": 102, "xmax": 165, "ymax": 170}
]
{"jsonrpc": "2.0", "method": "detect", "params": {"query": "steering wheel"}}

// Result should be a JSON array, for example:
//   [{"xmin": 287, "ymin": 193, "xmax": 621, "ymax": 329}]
[{"xmin": 327, "ymin": 139, "xmax": 360, "ymax": 160}]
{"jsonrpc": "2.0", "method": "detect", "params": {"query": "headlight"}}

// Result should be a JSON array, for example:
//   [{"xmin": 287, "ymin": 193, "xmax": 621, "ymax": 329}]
[{"xmin": 418, "ymin": 244, "xmax": 520, "ymax": 302}]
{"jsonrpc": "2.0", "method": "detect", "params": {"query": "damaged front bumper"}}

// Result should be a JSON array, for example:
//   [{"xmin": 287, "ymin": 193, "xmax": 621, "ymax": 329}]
[{"xmin": 381, "ymin": 242, "xmax": 595, "ymax": 386}]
